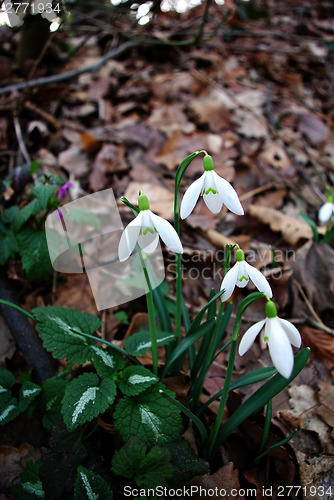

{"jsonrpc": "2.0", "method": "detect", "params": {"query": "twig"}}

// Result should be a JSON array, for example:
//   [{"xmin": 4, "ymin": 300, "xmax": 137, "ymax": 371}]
[
  {"xmin": 0, "ymin": 41, "xmax": 138, "ymax": 96},
  {"xmin": 24, "ymin": 100, "xmax": 62, "ymax": 129},
  {"xmin": 292, "ymin": 278, "xmax": 334, "ymax": 338},
  {"xmin": 13, "ymin": 116, "xmax": 31, "ymax": 164}
]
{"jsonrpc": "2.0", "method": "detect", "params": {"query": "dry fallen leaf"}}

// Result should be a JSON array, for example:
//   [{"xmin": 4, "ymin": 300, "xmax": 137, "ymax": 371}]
[
  {"xmin": 249, "ymin": 204, "xmax": 313, "ymax": 245},
  {"xmin": 188, "ymin": 462, "xmax": 244, "ymax": 500},
  {"xmin": 297, "ymin": 113, "xmax": 328, "ymax": 146},
  {"xmin": 58, "ymin": 145, "xmax": 89, "ymax": 176},
  {"xmin": 0, "ymin": 443, "xmax": 41, "ymax": 489},
  {"xmin": 123, "ymin": 181, "xmax": 174, "ymax": 220}
]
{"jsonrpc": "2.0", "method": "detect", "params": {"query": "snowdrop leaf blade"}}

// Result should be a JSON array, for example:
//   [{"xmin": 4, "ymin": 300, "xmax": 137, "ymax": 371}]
[
  {"xmin": 244, "ymin": 261, "xmax": 273, "ymax": 298},
  {"xmin": 180, "ymin": 174, "xmax": 205, "ymax": 219},
  {"xmin": 149, "ymin": 211, "xmax": 183, "ymax": 254},
  {"xmin": 238, "ymin": 319, "xmax": 266, "ymax": 355},
  {"xmin": 215, "ymin": 348, "xmax": 310, "ymax": 448},
  {"xmin": 118, "ymin": 212, "xmax": 143, "ymax": 261},
  {"xmin": 220, "ymin": 264, "xmax": 239, "ymax": 302},
  {"xmin": 278, "ymin": 318, "xmax": 301, "ymax": 347},
  {"xmin": 267, "ymin": 318, "xmax": 294, "ymax": 378},
  {"xmin": 213, "ymin": 172, "xmax": 244, "ymax": 215}
]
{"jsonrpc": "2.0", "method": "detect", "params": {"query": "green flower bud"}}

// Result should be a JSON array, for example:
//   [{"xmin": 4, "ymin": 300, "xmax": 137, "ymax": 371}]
[
  {"xmin": 265, "ymin": 300, "xmax": 277, "ymax": 318},
  {"xmin": 203, "ymin": 154, "xmax": 214, "ymax": 172},
  {"xmin": 138, "ymin": 192, "xmax": 149, "ymax": 211},
  {"xmin": 236, "ymin": 248, "xmax": 245, "ymax": 262}
]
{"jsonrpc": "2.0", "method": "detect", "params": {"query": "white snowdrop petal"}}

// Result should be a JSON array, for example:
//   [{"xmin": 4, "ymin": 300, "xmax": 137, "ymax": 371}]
[
  {"xmin": 212, "ymin": 171, "xmax": 244, "ymax": 216},
  {"xmin": 267, "ymin": 317, "xmax": 294, "ymax": 378},
  {"xmin": 148, "ymin": 210, "xmax": 183, "ymax": 254},
  {"xmin": 244, "ymin": 261, "xmax": 273, "ymax": 298},
  {"xmin": 180, "ymin": 174, "xmax": 205, "ymax": 219},
  {"xmin": 278, "ymin": 318, "xmax": 301, "ymax": 347},
  {"xmin": 238, "ymin": 319, "xmax": 266, "ymax": 356},
  {"xmin": 318, "ymin": 202, "xmax": 334, "ymax": 223},
  {"xmin": 220, "ymin": 263, "xmax": 239, "ymax": 302},
  {"xmin": 236, "ymin": 261, "xmax": 249, "ymax": 289},
  {"xmin": 118, "ymin": 212, "xmax": 143, "ymax": 262},
  {"xmin": 203, "ymin": 192, "xmax": 223, "ymax": 214}
]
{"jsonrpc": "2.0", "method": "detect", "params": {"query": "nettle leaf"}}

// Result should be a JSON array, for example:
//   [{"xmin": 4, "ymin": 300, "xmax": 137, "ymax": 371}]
[
  {"xmin": 118, "ymin": 366, "xmax": 158, "ymax": 397},
  {"xmin": 61, "ymin": 373, "xmax": 116, "ymax": 431},
  {"xmin": 166, "ymin": 439, "xmax": 208, "ymax": 485},
  {"xmin": 17, "ymin": 229, "xmax": 52, "ymax": 281},
  {"xmin": 0, "ymin": 369, "xmax": 15, "ymax": 406},
  {"xmin": 0, "ymin": 232, "xmax": 18, "ymax": 265},
  {"xmin": 41, "ymin": 378, "xmax": 69, "ymax": 430},
  {"xmin": 11, "ymin": 460, "xmax": 45, "ymax": 499},
  {"xmin": 112, "ymin": 436, "xmax": 174, "ymax": 488},
  {"xmin": 74, "ymin": 466, "xmax": 113, "ymax": 500},
  {"xmin": 0, "ymin": 397, "xmax": 20, "ymax": 426},
  {"xmin": 114, "ymin": 384, "xmax": 183, "ymax": 446},
  {"xmin": 90, "ymin": 345, "xmax": 125, "ymax": 379},
  {"xmin": 124, "ymin": 330, "xmax": 176, "ymax": 357},
  {"xmin": 19, "ymin": 381, "xmax": 42, "ymax": 412},
  {"xmin": 33, "ymin": 306, "xmax": 101, "ymax": 364},
  {"xmin": 33, "ymin": 184, "xmax": 57, "ymax": 210},
  {"xmin": 13, "ymin": 199, "xmax": 41, "ymax": 231}
]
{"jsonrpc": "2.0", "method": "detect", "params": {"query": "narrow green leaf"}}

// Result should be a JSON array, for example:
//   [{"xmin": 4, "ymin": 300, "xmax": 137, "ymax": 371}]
[
  {"xmin": 255, "ymin": 428, "xmax": 297, "ymax": 462},
  {"xmin": 299, "ymin": 212, "xmax": 319, "ymax": 242},
  {"xmin": 160, "ymin": 318, "xmax": 215, "ymax": 379},
  {"xmin": 214, "ymin": 348, "xmax": 310, "ymax": 451}
]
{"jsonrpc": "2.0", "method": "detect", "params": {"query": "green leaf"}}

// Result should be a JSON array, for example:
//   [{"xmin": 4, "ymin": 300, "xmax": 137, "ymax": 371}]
[
  {"xmin": 19, "ymin": 381, "xmax": 42, "ymax": 412},
  {"xmin": 119, "ymin": 366, "xmax": 158, "ymax": 396},
  {"xmin": 214, "ymin": 348, "xmax": 310, "ymax": 450},
  {"xmin": 124, "ymin": 329, "xmax": 176, "ymax": 357},
  {"xmin": 114, "ymin": 311, "xmax": 129, "ymax": 325},
  {"xmin": 0, "ymin": 369, "xmax": 15, "ymax": 389},
  {"xmin": 0, "ymin": 397, "xmax": 20, "ymax": 426},
  {"xmin": 61, "ymin": 373, "xmax": 116, "ymax": 431},
  {"xmin": 166, "ymin": 439, "xmax": 208, "ymax": 485},
  {"xmin": 114, "ymin": 384, "xmax": 183, "ymax": 446},
  {"xmin": 41, "ymin": 378, "xmax": 69, "ymax": 430},
  {"xmin": 112, "ymin": 436, "xmax": 174, "ymax": 488},
  {"xmin": 11, "ymin": 460, "xmax": 45, "ymax": 499},
  {"xmin": 33, "ymin": 184, "xmax": 57, "ymax": 210},
  {"xmin": 299, "ymin": 211, "xmax": 319, "ymax": 242},
  {"xmin": 90, "ymin": 345, "xmax": 125, "ymax": 379},
  {"xmin": 13, "ymin": 199, "xmax": 41, "ymax": 231},
  {"xmin": 160, "ymin": 318, "xmax": 215, "ymax": 379},
  {"xmin": 0, "ymin": 232, "xmax": 18, "ymax": 265},
  {"xmin": 17, "ymin": 229, "xmax": 52, "ymax": 281},
  {"xmin": 112, "ymin": 436, "xmax": 147, "ymax": 479},
  {"xmin": 74, "ymin": 466, "xmax": 113, "ymax": 500},
  {"xmin": 33, "ymin": 306, "xmax": 101, "ymax": 364}
]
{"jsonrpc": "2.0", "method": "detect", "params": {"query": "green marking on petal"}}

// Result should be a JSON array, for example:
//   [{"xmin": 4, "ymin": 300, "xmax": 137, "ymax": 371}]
[
  {"xmin": 264, "ymin": 336, "xmax": 269, "ymax": 342},
  {"xmin": 239, "ymin": 275, "xmax": 248, "ymax": 282},
  {"xmin": 143, "ymin": 227, "xmax": 155, "ymax": 235},
  {"xmin": 205, "ymin": 188, "xmax": 217, "ymax": 195}
]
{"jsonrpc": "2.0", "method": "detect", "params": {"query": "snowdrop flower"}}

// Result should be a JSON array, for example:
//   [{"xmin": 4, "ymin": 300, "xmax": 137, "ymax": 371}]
[
  {"xmin": 118, "ymin": 192, "xmax": 183, "ymax": 262},
  {"xmin": 180, "ymin": 154, "xmax": 244, "ymax": 219},
  {"xmin": 319, "ymin": 202, "xmax": 334, "ymax": 224},
  {"xmin": 220, "ymin": 248, "xmax": 272, "ymax": 302},
  {"xmin": 239, "ymin": 300, "xmax": 301, "ymax": 378}
]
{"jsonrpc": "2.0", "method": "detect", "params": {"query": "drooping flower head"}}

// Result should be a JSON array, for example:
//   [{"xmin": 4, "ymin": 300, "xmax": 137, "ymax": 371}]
[
  {"xmin": 318, "ymin": 187, "xmax": 334, "ymax": 223},
  {"xmin": 220, "ymin": 248, "xmax": 272, "ymax": 302},
  {"xmin": 57, "ymin": 182, "xmax": 73, "ymax": 200},
  {"xmin": 238, "ymin": 300, "xmax": 301, "ymax": 378},
  {"xmin": 118, "ymin": 191, "xmax": 183, "ymax": 262},
  {"xmin": 180, "ymin": 154, "xmax": 244, "ymax": 219}
]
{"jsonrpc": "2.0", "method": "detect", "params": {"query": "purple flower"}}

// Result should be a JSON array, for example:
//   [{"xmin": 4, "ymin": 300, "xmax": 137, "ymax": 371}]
[{"xmin": 57, "ymin": 182, "xmax": 73, "ymax": 200}]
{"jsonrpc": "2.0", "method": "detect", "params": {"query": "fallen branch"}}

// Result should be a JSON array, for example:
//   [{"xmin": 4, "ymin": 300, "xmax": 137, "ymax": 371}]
[
  {"xmin": 0, "ymin": 40, "xmax": 138, "ymax": 96},
  {"xmin": 0, "ymin": 275, "xmax": 56, "ymax": 382}
]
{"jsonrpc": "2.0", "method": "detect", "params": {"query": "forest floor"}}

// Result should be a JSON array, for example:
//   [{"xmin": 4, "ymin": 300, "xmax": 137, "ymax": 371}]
[{"xmin": 0, "ymin": 0, "xmax": 334, "ymax": 499}]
